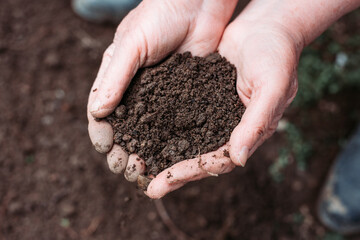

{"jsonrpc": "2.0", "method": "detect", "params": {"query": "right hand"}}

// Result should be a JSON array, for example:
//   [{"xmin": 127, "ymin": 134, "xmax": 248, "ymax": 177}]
[{"xmin": 87, "ymin": 0, "xmax": 238, "ymax": 181}]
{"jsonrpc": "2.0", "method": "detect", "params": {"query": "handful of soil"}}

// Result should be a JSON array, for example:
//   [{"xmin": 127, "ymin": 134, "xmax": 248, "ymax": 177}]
[{"xmin": 106, "ymin": 52, "xmax": 245, "ymax": 176}]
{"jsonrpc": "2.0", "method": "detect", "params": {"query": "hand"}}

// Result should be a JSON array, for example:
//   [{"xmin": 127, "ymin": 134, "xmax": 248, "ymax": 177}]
[
  {"xmin": 146, "ymin": 8, "xmax": 302, "ymax": 199},
  {"xmin": 87, "ymin": 0, "xmax": 238, "ymax": 181},
  {"xmin": 147, "ymin": 0, "xmax": 360, "ymax": 198}
]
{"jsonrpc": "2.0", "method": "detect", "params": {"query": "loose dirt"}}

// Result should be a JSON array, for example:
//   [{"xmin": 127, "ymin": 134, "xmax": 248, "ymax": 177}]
[{"xmin": 106, "ymin": 52, "xmax": 245, "ymax": 175}]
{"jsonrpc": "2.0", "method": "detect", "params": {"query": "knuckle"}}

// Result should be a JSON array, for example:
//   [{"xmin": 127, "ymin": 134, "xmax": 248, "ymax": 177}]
[
  {"xmin": 287, "ymin": 77, "xmax": 298, "ymax": 104},
  {"xmin": 113, "ymin": 30, "xmax": 122, "ymax": 44},
  {"xmin": 103, "ymin": 43, "xmax": 115, "ymax": 61},
  {"xmin": 114, "ymin": 19, "xmax": 132, "ymax": 44},
  {"xmin": 114, "ymin": 23, "xmax": 126, "ymax": 43},
  {"xmin": 254, "ymin": 126, "xmax": 266, "ymax": 138}
]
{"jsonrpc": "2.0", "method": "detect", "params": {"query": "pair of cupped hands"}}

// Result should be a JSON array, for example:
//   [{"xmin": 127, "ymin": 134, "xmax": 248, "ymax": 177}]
[{"xmin": 87, "ymin": 0, "xmax": 302, "ymax": 199}]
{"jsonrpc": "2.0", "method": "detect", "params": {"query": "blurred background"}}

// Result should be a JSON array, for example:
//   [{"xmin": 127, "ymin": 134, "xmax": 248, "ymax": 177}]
[{"xmin": 0, "ymin": 1, "xmax": 360, "ymax": 239}]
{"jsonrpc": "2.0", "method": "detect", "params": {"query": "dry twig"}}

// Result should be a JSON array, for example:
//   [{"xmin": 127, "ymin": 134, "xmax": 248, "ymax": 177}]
[{"xmin": 154, "ymin": 199, "xmax": 194, "ymax": 240}]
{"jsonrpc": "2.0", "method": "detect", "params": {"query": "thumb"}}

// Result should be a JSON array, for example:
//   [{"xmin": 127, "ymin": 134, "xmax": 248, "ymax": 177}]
[
  {"xmin": 229, "ymin": 86, "xmax": 287, "ymax": 167},
  {"xmin": 89, "ymin": 35, "xmax": 143, "ymax": 118}
]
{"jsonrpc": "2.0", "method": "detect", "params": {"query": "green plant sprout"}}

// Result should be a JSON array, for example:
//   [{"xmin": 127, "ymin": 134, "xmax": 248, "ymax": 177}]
[
  {"xmin": 269, "ymin": 122, "xmax": 312, "ymax": 182},
  {"xmin": 294, "ymin": 31, "xmax": 360, "ymax": 107}
]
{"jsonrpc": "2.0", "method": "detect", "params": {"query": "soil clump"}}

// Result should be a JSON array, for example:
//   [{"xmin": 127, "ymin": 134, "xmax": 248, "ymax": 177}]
[{"xmin": 106, "ymin": 52, "xmax": 245, "ymax": 175}]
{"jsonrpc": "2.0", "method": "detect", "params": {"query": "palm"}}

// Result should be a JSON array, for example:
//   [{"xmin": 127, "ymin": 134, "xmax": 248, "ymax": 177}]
[
  {"xmin": 218, "ymin": 20, "xmax": 299, "ymax": 159},
  {"xmin": 219, "ymin": 21, "xmax": 298, "ymax": 107}
]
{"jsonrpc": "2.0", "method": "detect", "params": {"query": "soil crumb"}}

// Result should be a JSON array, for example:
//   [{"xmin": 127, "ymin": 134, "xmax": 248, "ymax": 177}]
[{"xmin": 106, "ymin": 52, "xmax": 245, "ymax": 175}]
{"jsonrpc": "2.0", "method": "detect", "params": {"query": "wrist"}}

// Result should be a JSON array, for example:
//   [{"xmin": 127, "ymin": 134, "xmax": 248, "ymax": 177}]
[
  {"xmin": 191, "ymin": 0, "xmax": 238, "ymax": 24},
  {"xmin": 240, "ymin": 0, "xmax": 360, "ymax": 46}
]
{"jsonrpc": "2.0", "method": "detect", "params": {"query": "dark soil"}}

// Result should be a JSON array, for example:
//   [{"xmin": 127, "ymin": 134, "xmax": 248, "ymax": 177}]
[
  {"xmin": 1, "ymin": 0, "xmax": 360, "ymax": 239},
  {"xmin": 107, "ymin": 52, "xmax": 245, "ymax": 175}
]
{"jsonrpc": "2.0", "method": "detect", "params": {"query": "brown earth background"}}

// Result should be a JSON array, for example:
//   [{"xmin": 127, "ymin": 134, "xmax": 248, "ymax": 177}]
[{"xmin": 1, "ymin": 1, "xmax": 360, "ymax": 240}]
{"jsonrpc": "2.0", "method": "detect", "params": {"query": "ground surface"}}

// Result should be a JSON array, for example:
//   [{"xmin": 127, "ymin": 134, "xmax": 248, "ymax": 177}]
[{"xmin": 1, "ymin": 1, "xmax": 360, "ymax": 240}]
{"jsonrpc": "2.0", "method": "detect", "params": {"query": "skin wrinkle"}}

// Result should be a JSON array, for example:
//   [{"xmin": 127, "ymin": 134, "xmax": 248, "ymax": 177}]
[
  {"xmin": 250, "ymin": 38, "xmax": 293, "ymax": 77},
  {"xmin": 239, "ymin": 34, "xmax": 292, "ymax": 104},
  {"xmin": 133, "ymin": 26, "xmax": 148, "ymax": 68},
  {"xmin": 247, "ymin": 106, "xmax": 283, "ymax": 157},
  {"xmin": 144, "ymin": 2, "xmax": 191, "ymax": 64},
  {"xmin": 236, "ymin": 67, "xmax": 252, "ymax": 105},
  {"xmin": 221, "ymin": 21, "xmax": 298, "ymax": 106},
  {"xmin": 287, "ymin": 76, "xmax": 298, "ymax": 105},
  {"xmin": 178, "ymin": 1, "xmax": 236, "ymax": 56},
  {"xmin": 226, "ymin": 50, "xmax": 252, "ymax": 104}
]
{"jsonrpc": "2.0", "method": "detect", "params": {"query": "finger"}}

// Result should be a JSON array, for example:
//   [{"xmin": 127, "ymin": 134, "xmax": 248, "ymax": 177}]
[
  {"xmin": 124, "ymin": 154, "xmax": 146, "ymax": 182},
  {"xmin": 89, "ymin": 34, "xmax": 143, "ymax": 118},
  {"xmin": 107, "ymin": 144, "xmax": 129, "ymax": 174},
  {"xmin": 88, "ymin": 119, "xmax": 114, "ymax": 154},
  {"xmin": 167, "ymin": 144, "xmax": 234, "ymax": 184},
  {"xmin": 146, "ymin": 144, "xmax": 235, "ymax": 199},
  {"xmin": 145, "ymin": 181, "xmax": 185, "ymax": 199},
  {"xmin": 87, "ymin": 43, "xmax": 116, "ymax": 111},
  {"xmin": 87, "ymin": 44, "xmax": 116, "ymax": 153},
  {"xmin": 229, "ymin": 86, "xmax": 285, "ymax": 167}
]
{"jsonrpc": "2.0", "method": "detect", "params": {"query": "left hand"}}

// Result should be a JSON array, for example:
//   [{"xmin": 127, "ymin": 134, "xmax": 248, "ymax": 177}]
[{"xmin": 146, "ymin": 10, "xmax": 302, "ymax": 199}]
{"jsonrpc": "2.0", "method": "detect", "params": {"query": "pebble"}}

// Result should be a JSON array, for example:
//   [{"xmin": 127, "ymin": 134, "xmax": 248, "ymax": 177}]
[
  {"xmin": 115, "ymin": 105, "xmax": 127, "ymax": 119},
  {"xmin": 8, "ymin": 201, "xmax": 23, "ymax": 215},
  {"xmin": 60, "ymin": 202, "xmax": 76, "ymax": 217}
]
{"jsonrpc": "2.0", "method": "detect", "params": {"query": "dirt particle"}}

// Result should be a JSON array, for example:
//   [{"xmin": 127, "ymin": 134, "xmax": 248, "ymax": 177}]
[
  {"xmin": 8, "ymin": 201, "xmax": 23, "ymax": 215},
  {"xmin": 166, "ymin": 171, "xmax": 173, "ymax": 179},
  {"xmin": 122, "ymin": 134, "xmax": 132, "ymax": 142},
  {"xmin": 134, "ymin": 102, "xmax": 146, "ymax": 115},
  {"xmin": 218, "ymin": 137, "xmax": 226, "ymax": 146},
  {"xmin": 115, "ymin": 105, "xmax": 127, "ymax": 119},
  {"xmin": 60, "ymin": 202, "xmax": 76, "ymax": 217},
  {"xmin": 177, "ymin": 139, "xmax": 190, "ymax": 153},
  {"xmin": 127, "ymin": 139, "xmax": 138, "ymax": 153},
  {"xmin": 139, "ymin": 112, "xmax": 156, "ymax": 124},
  {"xmin": 196, "ymin": 113, "xmax": 207, "ymax": 126},
  {"xmin": 112, "ymin": 162, "xmax": 120, "ymax": 169},
  {"xmin": 223, "ymin": 150, "xmax": 230, "ymax": 158},
  {"xmin": 137, "ymin": 175, "xmax": 152, "ymax": 190}
]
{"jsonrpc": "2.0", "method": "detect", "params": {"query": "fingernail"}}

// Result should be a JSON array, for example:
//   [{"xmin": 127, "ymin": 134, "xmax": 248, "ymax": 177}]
[
  {"xmin": 91, "ymin": 99, "xmax": 101, "ymax": 113},
  {"xmin": 236, "ymin": 146, "xmax": 249, "ymax": 167}
]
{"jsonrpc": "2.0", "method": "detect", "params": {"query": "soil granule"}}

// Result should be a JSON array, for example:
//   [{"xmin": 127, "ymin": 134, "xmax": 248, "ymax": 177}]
[{"xmin": 106, "ymin": 52, "xmax": 245, "ymax": 175}]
